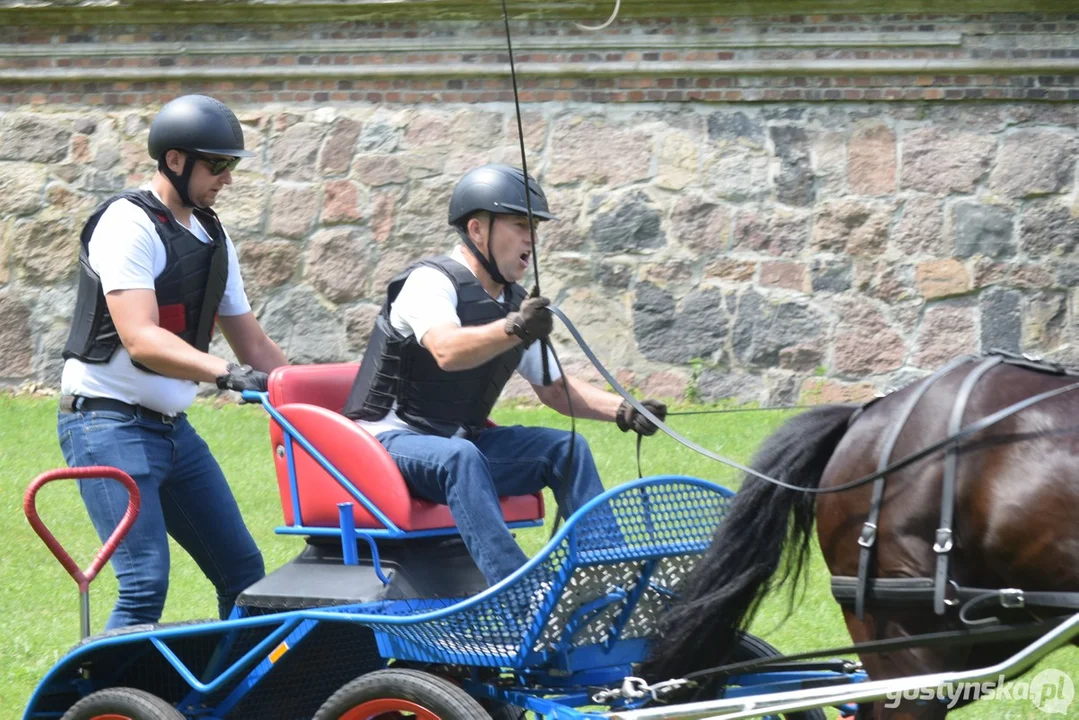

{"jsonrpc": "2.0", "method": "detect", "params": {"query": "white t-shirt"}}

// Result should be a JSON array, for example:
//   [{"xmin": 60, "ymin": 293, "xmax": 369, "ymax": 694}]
[
  {"xmin": 357, "ymin": 246, "xmax": 560, "ymax": 437},
  {"xmin": 60, "ymin": 189, "xmax": 251, "ymax": 416}
]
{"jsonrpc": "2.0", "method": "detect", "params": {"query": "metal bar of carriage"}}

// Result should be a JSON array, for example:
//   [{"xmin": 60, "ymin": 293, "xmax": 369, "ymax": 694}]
[{"xmin": 21, "ymin": 362, "xmax": 1077, "ymax": 720}]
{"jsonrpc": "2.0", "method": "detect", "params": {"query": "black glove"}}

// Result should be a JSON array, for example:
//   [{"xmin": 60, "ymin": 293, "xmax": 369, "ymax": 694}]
[
  {"xmin": 616, "ymin": 398, "xmax": 668, "ymax": 437},
  {"xmin": 215, "ymin": 362, "xmax": 269, "ymax": 393},
  {"xmin": 505, "ymin": 296, "xmax": 553, "ymax": 343}
]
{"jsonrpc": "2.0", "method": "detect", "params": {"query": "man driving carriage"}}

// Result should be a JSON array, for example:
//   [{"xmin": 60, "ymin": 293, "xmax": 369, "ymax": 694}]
[{"xmin": 343, "ymin": 163, "xmax": 668, "ymax": 586}]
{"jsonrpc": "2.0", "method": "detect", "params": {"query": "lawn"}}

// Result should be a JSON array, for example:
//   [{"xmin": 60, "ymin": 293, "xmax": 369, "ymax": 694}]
[{"xmin": 1, "ymin": 392, "xmax": 1074, "ymax": 718}]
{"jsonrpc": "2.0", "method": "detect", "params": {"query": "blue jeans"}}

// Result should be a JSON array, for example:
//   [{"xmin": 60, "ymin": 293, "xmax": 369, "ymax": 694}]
[
  {"xmin": 378, "ymin": 426, "xmax": 606, "ymax": 585},
  {"xmin": 57, "ymin": 407, "xmax": 265, "ymax": 630}
]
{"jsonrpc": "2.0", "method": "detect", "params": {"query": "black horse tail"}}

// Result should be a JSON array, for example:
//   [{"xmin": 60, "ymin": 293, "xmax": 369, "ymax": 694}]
[{"xmin": 644, "ymin": 403, "xmax": 859, "ymax": 682}]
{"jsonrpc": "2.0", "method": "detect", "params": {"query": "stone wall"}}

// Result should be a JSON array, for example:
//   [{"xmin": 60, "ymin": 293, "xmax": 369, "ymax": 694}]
[{"xmin": 1, "ymin": 2, "xmax": 1077, "ymax": 405}]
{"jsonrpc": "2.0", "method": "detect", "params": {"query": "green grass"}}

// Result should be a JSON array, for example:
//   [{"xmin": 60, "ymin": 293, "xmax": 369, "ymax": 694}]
[{"xmin": 1, "ymin": 393, "xmax": 1075, "ymax": 718}]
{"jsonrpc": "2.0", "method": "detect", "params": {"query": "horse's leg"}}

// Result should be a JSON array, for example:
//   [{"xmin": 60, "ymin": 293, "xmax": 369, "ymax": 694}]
[{"xmin": 842, "ymin": 609, "xmax": 971, "ymax": 720}]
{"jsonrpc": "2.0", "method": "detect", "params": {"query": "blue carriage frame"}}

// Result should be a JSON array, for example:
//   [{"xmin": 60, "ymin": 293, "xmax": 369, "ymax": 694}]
[
  {"xmin": 23, "ymin": 384, "xmax": 868, "ymax": 719},
  {"xmin": 23, "ymin": 470, "xmax": 867, "ymax": 718}
]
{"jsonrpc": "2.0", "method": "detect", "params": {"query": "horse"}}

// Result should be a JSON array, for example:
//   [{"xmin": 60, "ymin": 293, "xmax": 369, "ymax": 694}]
[{"xmin": 644, "ymin": 352, "xmax": 1079, "ymax": 718}]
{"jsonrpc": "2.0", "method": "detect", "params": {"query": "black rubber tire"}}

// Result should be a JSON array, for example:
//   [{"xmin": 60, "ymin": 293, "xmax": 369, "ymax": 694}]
[
  {"xmin": 483, "ymin": 703, "xmax": 527, "ymax": 720},
  {"xmin": 726, "ymin": 633, "xmax": 829, "ymax": 720},
  {"xmin": 314, "ymin": 668, "xmax": 491, "ymax": 720},
  {"xmin": 61, "ymin": 687, "xmax": 185, "ymax": 720}
]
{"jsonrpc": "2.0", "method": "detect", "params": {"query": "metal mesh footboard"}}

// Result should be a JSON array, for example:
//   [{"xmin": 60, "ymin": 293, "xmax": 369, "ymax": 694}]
[{"xmin": 351, "ymin": 476, "xmax": 733, "ymax": 669}]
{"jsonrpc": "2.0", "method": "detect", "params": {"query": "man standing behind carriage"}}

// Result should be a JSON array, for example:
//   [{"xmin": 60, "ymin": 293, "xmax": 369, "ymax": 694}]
[
  {"xmin": 57, "ymin": 95, "xmax": 288, "ymax": 629},
  {"xmin": 343, "ymin": 163, "xmax": 668, "ymax": 586}
]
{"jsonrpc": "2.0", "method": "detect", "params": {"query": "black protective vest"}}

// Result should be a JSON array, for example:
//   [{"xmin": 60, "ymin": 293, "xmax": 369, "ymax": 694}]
[
  {"xmin": 343, "ymin": 255, "xmax": 527, "ymax": 438},
  {"xmin": 62, "ymin": 189, "xmax": 229, "ymax": 374}
]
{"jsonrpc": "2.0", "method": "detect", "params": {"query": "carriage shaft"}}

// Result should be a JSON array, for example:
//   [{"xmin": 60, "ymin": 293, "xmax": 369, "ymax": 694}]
[{"xmin": 609, "ymin": 612, "xmax": 1079, "ymax": 719}]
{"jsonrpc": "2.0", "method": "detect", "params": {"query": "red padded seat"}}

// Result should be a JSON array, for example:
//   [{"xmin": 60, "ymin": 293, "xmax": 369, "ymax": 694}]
[{"xmin": 266, "ymin": 363, "xmax": 544, "ymax": 532}]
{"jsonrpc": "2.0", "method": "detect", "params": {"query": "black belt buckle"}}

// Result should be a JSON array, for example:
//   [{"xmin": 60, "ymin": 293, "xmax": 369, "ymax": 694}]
[
  {"xmin": 129, "ymin": 404, "xmax": 178, "ymax": 425},
  {"xmin": 150, "ymin": 408, "xmax": 178, "ymax": 426}
]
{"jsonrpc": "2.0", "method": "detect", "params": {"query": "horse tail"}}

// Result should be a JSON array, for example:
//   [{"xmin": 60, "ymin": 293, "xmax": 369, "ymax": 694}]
[{"xmin": 644, "ymin": 403, "xmax": 859, "ymax": 681}]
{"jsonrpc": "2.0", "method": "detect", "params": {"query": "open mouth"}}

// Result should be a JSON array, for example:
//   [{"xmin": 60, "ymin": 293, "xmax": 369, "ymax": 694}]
[{"xmin": 519, "ymin": 252, "xmax": 530, "ymax": 269}]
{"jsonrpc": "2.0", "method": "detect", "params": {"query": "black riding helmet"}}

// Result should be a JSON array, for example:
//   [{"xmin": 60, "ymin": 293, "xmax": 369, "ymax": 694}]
[
  {"xmin": 448, "ymin": 164, "xmax": 556, "ymax": 286},
  {"xmin": 147, "ymin": 95, "xmax": 254, "ymax": 208}
]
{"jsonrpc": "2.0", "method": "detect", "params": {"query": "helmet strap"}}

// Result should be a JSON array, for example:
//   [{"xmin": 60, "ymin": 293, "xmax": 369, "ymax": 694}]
[
  {"xmin": 159, "ymin": 152, "xmax": 199, "ymax": 209},
  {"xmin": 456, "ymin": 214, "xmax": 510, "ymax": 288}
]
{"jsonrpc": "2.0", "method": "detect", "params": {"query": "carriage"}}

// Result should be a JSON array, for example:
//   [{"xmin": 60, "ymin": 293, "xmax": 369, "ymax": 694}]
[{"xmin": 21, "ymin": 360, "xmax": 1079, "ymax": 720}]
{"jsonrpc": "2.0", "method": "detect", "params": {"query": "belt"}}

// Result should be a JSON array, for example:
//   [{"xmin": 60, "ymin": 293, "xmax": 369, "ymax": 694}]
[{"xmin": 59, "ymin": 394, "xmax": 184, "ymax": 425}]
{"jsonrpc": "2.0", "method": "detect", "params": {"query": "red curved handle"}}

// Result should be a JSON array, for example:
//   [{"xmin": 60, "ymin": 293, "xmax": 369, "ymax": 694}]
[{"xmin": 24, "ymin": 467, "xmax": 140, "ymax": 593}]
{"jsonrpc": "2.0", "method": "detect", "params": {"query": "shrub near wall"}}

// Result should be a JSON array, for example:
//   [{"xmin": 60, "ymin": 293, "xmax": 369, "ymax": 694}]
[{"xmin": 0, "ymin": 0, "xmax": 1076, "ymax": 405}]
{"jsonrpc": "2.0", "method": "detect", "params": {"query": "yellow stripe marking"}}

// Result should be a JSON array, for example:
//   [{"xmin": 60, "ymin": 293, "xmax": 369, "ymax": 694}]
[{"xmin": 268, "ymin": 641, "xmax": 289, "ymax": 664}]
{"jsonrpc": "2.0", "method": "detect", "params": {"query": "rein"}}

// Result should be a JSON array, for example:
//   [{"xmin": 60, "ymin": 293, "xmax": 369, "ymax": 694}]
[
  {"xmin": 677, "ymin": 616, "xmax": 1068, "ymax": 686},
  {"xmin": 666, "ymin": 406, "xmax": 812, "ymax": 415}
]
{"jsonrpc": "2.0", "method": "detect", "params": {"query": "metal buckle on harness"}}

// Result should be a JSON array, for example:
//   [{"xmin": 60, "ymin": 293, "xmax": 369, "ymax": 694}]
[
  {"xmin": 1000, "ymin": 588, "xmax": 1025, "ymax": 609},
  {"xmin": 857, "ymin": 522, "xmax": 877, "ymax": 549},
  {"xmin": 944, "ymin": 579, "xmax": 961, "ymax": 607},
  {"xmin": 591, "ymin": 676, "xmax": 692, "ymax": 704},
  {"xmin": 933, "ymin": 528, "xmax": 953, "ymax": 554}
]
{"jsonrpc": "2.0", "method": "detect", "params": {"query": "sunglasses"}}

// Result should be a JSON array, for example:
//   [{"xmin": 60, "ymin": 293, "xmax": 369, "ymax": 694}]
[{"xmin": 189, "ymin": 152, "xmax": 242, "ymax": 176}]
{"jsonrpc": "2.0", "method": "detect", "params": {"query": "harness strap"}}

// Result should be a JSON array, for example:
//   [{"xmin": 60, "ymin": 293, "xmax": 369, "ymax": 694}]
[
  {"xmin": 935, "ymin": 355, "xmax": 1004, "ymax": 614},
  {"xmin": 991, "ymin": 349, "xmax": 1079, "ymax": 378},
  {"xmin": 960, "ymin": 589, "xmax": 1079, "ymax": 624},
  {"xmin": 856, "ymin": 355, "xmax": 975, "ymax": 621},
  {"xmin": 833, "ymin": 576, "xmax": 1079, "ymax": 616}
]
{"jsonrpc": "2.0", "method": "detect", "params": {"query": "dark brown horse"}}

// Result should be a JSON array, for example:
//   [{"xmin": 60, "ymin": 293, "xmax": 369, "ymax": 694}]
[{"xmin": 645, "ymin": 353, "xmax": 1079, "ymax": 718}]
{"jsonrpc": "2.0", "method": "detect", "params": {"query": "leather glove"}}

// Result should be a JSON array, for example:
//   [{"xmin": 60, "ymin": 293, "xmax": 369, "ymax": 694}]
[
  {"xmin": 215, "ymin": 362, "xmax": 269, "ymax": 393},
  {"xmin": 616, "ymin": 398, "xmax": 668, "ymax": 437},
  {"xmin": 505, "ymin": 296, "xmax": 553, "ymax": 343}
]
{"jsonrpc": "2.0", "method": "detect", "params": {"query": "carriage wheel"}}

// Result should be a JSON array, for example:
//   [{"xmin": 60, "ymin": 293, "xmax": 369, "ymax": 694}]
[
  {"xmin": 727, "ymin": 633, "xmax": 828, "ymax": 720},
  {"xmin": 482, "ymin": 703, "xmax": 526, "ymax": 720},
  {"xmin": 60, "ymin": 687, "xmax": 185, "ymax": 720},
  {"xmin": 313, "ymin": 668, "xmax": 492, "ymax": 720}
]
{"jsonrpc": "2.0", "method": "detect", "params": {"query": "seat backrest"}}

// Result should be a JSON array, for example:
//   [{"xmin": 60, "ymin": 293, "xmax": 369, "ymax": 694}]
[
  {"xmin": 264, "ymin": 361, "xmax": 542, "ymax": 534},
  {"xmin": 268, "ymin": 363, "xmax": 360, "ymax": 412}
]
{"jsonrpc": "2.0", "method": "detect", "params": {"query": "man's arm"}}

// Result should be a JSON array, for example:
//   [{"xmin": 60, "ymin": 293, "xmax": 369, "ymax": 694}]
[
  {"xmin": 105, "ymin": 289, "xmax": 229, "ymax": 382},
  {"xmin": 532, "ymin": 371, "xmax": 669, "ymax": 436},
  {"xmin": 421, "ymin": 292, "xmax": 553, "ymax": 372},
  {"xmin": 421, "ymin": 321, "xmax": 522, "ymax": 372},
  {"xmin": 532, "ymin": 374, "xmax": 623, "ymax": 421},
  {"xmin": 90, "ymin": 203, "xmax": 228, "ymax": 380},
  {"xmin": 217, "ymin": 312, "xmax": 288, "ymax": 373},
  {"xmin": 405, "ymin": 276, "xmax": 550, "ymax": 372}
]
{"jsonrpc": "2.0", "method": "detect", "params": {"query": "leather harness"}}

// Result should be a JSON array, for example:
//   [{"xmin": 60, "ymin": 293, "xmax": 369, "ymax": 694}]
[{"xmin": 836, "ymin": 351, "xmax": 1079, "ymax": 624}]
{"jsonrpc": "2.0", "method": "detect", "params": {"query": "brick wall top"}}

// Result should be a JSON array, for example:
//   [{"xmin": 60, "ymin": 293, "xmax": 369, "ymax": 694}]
[
  {"xmin": 2, "ymin": 7, "xmax": 1077, "ymax": 106},
  {"xmin": 4, "ymin": 0, "xmax": 1079, "ymax": 24}
]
